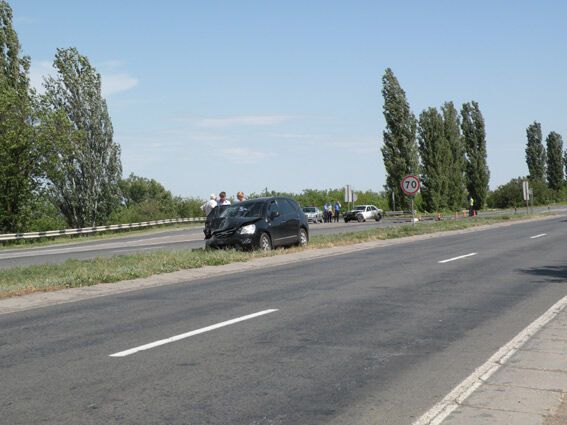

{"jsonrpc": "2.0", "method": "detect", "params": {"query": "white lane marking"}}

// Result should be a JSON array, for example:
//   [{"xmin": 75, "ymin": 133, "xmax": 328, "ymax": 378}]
[
  {"xmin": 412, "ymin": 295, "xmax": 567, "ymax": 425},
  {"xmin": 438, "ymin": 253, "xmax": 477, "ymax": 264},
  {"xmin": 109, "ymin": 309, "xmax": 278, "ymax": 358},
  {"xmin": 530, "ymin": 233, "xmax": 547, "ymax": 239}
]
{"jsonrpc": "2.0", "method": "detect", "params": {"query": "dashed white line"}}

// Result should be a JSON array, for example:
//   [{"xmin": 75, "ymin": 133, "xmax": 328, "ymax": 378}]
[
  {"xmin": 438, "ymin": 253, "xmax": 477, "ymax": 264},
  {"xmin": 109, "ymin": 309, "xmax": 279, "ymax": 357},
  {"xmin": 530, "ymin": 233, "xmax": 547, "ymax": 239},
  {"xmin": 412, "ymin": 295, "xmax": 567, "ymax": 425}
]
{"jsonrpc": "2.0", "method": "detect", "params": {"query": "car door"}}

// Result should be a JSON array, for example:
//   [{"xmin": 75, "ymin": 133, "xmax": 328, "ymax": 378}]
[
  {"xmin": 370, "ymin": 206, "xmax": 377, "ymax": 219},
  {"xmin": 272, "ymin": 198, "xmax": 300, "ymax": 246},
  {"xmin": 266, "ymin": 200, "xmax": 285, "ymax": 247},
  {"xmin": 280, "ymin": 199, "xmax": 301, "ymax": 244}
]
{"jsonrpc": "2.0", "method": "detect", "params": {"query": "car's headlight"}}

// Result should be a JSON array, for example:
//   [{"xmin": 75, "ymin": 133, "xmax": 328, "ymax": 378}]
[{"xmin": 239, "ymin": 224, "xmax": 256, "ymax": 235}]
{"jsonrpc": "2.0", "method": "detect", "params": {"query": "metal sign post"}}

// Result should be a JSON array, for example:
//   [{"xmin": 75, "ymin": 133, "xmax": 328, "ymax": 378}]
[
  {"xmin": 401, "ymin": 175, "xmax": 420, "ymax": 226},
  {"xmin": 522, "ymin": 180, "xmax": 529, "ymax": 214},
  {"xmin": 344, "ymin": 185, "xmax": 357, "ymax": 211}
]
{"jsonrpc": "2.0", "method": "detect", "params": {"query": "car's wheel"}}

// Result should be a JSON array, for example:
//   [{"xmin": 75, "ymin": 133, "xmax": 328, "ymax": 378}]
[
  {"xmin": 375, "ymin": 213, "xmax": 383, "ymax": 222},
  {"xmin": 344, "ymin": 218, "xmax": 349, "ymax": 223},
  {"xmin": 297, "ymin": 228, "xmax": 308, "ymax": 247},
  {"xmin": 357, "ymin": 214, "xmax": 364, "ymax": 222},
  {"xmin": 258, "ymin": 232, "xmax": 272, "ymax": 251}
]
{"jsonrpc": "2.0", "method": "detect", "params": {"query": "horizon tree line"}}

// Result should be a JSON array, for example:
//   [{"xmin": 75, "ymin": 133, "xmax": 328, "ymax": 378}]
[
  {"xmin": 0, "ymin": 0, "xmax": 122, "ymax": 232},
  {"xmin": 381, "ymin": 68, "xmax": 490, "ymax": 213},
  {"xmin": 525, "ymin": 121, "xmax": 565, "ymax": 191},
  {"xmin": 380, "ymin": 68, "xmax": 567, "ymax": 213}
]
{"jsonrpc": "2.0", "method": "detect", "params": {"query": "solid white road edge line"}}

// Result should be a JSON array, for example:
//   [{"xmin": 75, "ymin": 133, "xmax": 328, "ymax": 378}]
[
  {"xmin": 109, "ymin": 309, "xmax": 278, "ymax": 358},
  {"xmin": 438, "ymin": 253, "xmax": 477, "ymax": 264},
  {"xmin": 412, "ymin": 295, "xmax": 567, "ymax": 425},
  {"xmin": 530, "ymin": 233, "xmax": 547, "ymax": 239}
]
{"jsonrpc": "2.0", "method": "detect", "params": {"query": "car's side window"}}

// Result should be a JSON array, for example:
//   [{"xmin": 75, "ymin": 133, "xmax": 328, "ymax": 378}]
[
  {"xmin": 281, "ymin": 199, "xmax": 299, "ymax": 215},
  {"xmin": 278, "ymin": 199, "xmax": 296, "ymax": 216},
  {"xmin": 268, "ymin": 201, "xmax": 279, "ymax": 217}
]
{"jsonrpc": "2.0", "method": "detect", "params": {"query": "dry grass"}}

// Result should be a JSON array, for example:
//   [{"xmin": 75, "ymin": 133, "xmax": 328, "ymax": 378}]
[{"xmin": 0, "ymin": 214, "xmax": 540, "ymax": 299}]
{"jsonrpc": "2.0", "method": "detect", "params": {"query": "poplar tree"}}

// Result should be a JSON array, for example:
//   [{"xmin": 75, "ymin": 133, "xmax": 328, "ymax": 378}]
[
  {"xmin": 545, "ymin": 132, "xmax": 564, "ymax": 191},
  {"xmin": 442, "ymin": 102, "xmax": 466, "ymax": 210},
  {"xmin": 381, "ymin": 68, "xmax": 418, "ymax": 210},
  {"xmin": 41, "ymin": 48, "xmax": 122, "ymax": 227},
  {"xmin": 461, "ymin": 101, "xmax": 490, "ymax": 209},
  {"xmin": 418, "ymin": 107, "xmax": 449, "ymax": 212},
  {"xmin": 525, "ymin": 122, "xmax": 546, "ymax": 182},
  {"xmin": 0, "ymin": 0, "xmax": 36, "ymax": 232}
]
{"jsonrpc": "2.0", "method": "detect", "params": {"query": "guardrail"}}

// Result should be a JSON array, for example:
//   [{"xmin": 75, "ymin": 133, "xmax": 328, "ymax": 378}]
[{"xmin": 0, "ymin": 217, "xmax": 206, "ymax": 242}]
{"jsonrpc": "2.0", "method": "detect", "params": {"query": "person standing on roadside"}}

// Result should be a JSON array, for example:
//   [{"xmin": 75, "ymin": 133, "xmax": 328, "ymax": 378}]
[
  {"xmin": 218, "ymin": 191, "xmax": 231, "ymax": 206},
  {"xmin": 333, "ymin": 200, "xmax": 341, "ymax": 222},
  {"xmin": 326, "ymin": 203, "xmax": 333, "ymax": 223},
  {"xmin": 236, "ymin": 191, "xmax": 246, "ymax": 203},
  {"xmin": 323, "ymin": 202, "xmax": 329, "ymax": 223},
  {"xmin": 201, "ymin": 194, "xmax": 217, "ymax": 216}
]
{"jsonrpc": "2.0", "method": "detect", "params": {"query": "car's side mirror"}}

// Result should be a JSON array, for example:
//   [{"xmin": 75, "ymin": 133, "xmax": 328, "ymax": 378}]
[{"xmin": 270, "ymin": 210, "xmax": 280, "ymax": 218}]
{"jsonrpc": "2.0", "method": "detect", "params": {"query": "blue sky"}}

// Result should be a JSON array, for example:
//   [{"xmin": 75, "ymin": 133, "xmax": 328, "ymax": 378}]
[{"xmin": 12, "ymin": 1, "xmax": 567, "ymax": 200}]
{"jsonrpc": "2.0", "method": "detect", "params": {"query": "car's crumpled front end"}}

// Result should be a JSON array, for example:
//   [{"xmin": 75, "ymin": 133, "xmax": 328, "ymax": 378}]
[{"xmin": 205, "ymin": 214, "xmax": 263, "ymax": 250}]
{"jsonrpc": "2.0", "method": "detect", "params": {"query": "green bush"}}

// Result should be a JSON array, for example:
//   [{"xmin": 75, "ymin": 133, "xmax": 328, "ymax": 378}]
[
  {"xmin": 26, "ymin": 193, "xmax": 67, "ymax": 232},
  {"xmin": 487, "ymin": 177, "xmax": 566, "ymax": 209}
]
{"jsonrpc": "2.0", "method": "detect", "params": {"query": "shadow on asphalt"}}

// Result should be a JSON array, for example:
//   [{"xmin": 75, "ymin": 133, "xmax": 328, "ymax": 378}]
[{"xmin": 521, "ymin": 265, "xmax": 567, "ymax": 283}]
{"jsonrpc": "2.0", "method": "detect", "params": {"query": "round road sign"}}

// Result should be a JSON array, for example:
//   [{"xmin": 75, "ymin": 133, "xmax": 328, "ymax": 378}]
[{"xmin": 401, "ymin": 175, "xmax": 420, "ymax": 197}]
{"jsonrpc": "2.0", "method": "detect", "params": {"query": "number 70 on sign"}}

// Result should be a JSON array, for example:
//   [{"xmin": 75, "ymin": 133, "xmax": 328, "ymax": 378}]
[{"xmin": 401, "ymin": 175, "xmax": 420, "ymax": 197}]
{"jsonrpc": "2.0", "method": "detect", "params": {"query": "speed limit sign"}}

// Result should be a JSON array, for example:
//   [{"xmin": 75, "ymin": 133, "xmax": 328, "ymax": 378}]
[{"xmin": 401, "ymin": 175, "xmax": 420, "ymax": 197}]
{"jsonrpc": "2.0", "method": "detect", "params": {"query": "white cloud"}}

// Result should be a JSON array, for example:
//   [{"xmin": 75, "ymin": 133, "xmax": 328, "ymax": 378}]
[
  {"xmin": 331, "ymin": 140, "xmax": 379, "ymax": 155},
  {"xmin": 198, "ymin": 115, "xmax": 291, "ymax": 128},
  {"xmin": 28, "ymin": 60, "xmax": 138, "ymax": 96},
  {"xmin": 14, "ymin": 16, "xmax": 36, "ymax": 25},
  {"xmin": 219, "ymin": 147, "xmax": 273, "ymax": 164},
  {"xmin": 101, "ymin": 73, "xmax": 138, "ymax": 96}
]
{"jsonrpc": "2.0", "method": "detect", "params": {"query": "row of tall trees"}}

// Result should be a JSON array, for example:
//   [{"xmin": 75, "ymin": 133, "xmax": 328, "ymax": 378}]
[
  {"xmin": 381, "ymin": 68, "xmax": 490, "ymax": 212},
  {"xmin": 0, "ymin": 0, "xmax": 122, "ymax": 232},
  {"xmin": 525, "ymin": 121, "xmax": 566, "ymax": 191}
]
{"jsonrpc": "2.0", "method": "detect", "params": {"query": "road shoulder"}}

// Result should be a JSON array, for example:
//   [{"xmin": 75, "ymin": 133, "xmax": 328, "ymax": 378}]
[{"xmin": 0, "ymin": 215, "xmax": 560, "ymax": 316}]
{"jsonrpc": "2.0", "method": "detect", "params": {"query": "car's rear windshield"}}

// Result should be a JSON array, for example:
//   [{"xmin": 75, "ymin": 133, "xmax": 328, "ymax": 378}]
[
  {"xmin": 354, "ymin": 206, "xmax": 365, "ymax": 211},
  {"xmin": 220, "ymin": 201, "xmax": 264, "ymax": 218},
  {"xmin": 303, "ymin": 207, "xmax": 316, "ymax": 212}
]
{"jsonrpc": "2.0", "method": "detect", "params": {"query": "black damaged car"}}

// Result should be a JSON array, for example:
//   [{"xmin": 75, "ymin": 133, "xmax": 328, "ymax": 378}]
[{"xmin": 204, "ymin": 197, "xmax": 309, "ymax": 251}]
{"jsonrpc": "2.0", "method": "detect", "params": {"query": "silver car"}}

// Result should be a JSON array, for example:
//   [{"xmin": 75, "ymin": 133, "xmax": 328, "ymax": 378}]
[
  {"xmin": 343, "ymin": 205, "xmax": 383, "ymax": 222},
  {"xmin": 302, "ymin": 206, "xmax": 323, "ymax": 223}
]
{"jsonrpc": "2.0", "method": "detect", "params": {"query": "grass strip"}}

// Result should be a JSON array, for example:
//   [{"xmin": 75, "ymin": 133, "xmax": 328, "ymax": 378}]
[{"xmin": 0, "ymin": 214, "xmax": 541, "ymax": 299}]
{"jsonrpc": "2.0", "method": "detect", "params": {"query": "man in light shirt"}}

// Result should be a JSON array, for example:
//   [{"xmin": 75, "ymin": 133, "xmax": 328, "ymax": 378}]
[{"xmin": 201, "ymin": 194, "xmax": 218, "ymax": 216}]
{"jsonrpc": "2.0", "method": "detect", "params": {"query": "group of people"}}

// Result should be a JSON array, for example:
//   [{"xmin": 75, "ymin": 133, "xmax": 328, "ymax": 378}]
[
  {"xmin": 323, "ymin": 200, "xmax": 341, "ymax": 223},
  {"xmin": 201, "ymin": 191, "xmax": 246, "ymax": 216}
]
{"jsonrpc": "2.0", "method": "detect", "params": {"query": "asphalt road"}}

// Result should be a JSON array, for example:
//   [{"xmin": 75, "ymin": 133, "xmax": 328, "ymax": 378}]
[
  {"xmin": 0, "ymin": 220, "xmax": 393, "ymax": 269},
  {"xmin": 1, "ymin": 216, "xmax": 566, "ymax": 424},
  {"xmin": 1, "ymin": 206, "xmax": 565, "ymax": 269}
]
